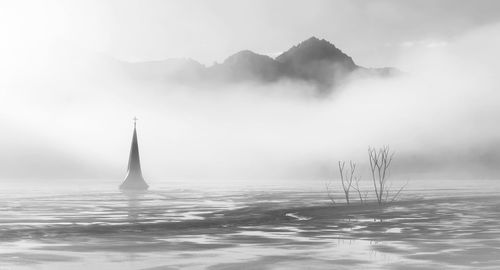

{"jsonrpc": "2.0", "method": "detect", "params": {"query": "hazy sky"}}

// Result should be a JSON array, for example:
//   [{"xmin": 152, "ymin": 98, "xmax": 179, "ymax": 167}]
[{"xmin": 1, "ymin": 0, "xmax": 500, "ymax": 66}]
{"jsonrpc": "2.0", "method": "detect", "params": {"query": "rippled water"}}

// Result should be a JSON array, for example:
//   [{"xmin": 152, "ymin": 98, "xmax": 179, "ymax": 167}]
[{"xmin": 0, "ymin": 180, "xmax": 499, "ymax": 269}]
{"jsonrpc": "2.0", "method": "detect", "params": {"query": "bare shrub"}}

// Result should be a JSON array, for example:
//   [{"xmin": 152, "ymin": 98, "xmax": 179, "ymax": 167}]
[
  {"xmin": 352, "ymin": 176, "xmax": 368, "ymax": 205},
  {"xmin": 368, "ymin": 146, "xmax": 405, "ymax": 205},
  {"xmin": 325, "ymin": 146, "xmax": 405, "ymax": 207},
  {"xmin": 338, "ymin": 161, "xmax": 357, "ymax": 205}
]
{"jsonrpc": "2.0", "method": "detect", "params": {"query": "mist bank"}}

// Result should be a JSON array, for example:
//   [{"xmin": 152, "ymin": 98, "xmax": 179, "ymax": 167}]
[{"xmin": 1, "ymin": 23, "xmax": 500, "ymax": 184}]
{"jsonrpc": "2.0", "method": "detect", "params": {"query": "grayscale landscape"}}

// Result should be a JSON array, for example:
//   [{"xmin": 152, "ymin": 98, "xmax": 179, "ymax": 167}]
[{"xmin": 1, "ymin": 1, "xmax": 500, "ymax": 269}]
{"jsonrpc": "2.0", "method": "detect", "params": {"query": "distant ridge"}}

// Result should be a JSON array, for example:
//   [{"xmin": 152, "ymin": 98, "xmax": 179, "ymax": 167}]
[{"xmin": 124, "ymin": 37, "xmax": 400, "ymax": 93}]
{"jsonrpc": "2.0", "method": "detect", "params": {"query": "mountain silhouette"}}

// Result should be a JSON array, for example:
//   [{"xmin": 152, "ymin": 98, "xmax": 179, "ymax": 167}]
[
  {"xmin": 125, "ymin": 37, "xmax": 400, "ymax": 92},
  {"xmin": 209, "ymin": 50, "xmax": 282, "ymax": 82},
  {"xmin": 275, "ymin": 37, "xmax": 359, "ymax": 89}
]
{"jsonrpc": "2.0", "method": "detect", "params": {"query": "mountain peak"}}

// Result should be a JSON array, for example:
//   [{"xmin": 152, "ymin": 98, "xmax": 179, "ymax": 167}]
[
  {"xmin": 223, "ymin": 50, "xmax": 274, "ymax": 65},
  {"xmin": 212, "ymin": 50, "xmax": 281, "ymax": 82},
  {"xmin": 301, "ymin": 36, "xmax": 329, "ymax": 45},
  {"xmin": 276, "ymin": 37, "xmax": 356, "ymax": 68},
  {"xmin": 273, "ymin": 37, "xmax": 358, "ymax": 89}
]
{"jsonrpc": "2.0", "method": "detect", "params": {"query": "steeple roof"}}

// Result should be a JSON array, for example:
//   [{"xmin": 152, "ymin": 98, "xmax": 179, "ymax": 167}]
[{"xmin": 120, "ymin": 118, "xmax": 149, "ymax": 190}]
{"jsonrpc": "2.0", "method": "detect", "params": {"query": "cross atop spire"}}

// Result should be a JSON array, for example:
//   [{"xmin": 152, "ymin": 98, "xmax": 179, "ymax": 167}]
[{"xmin": 133, "ymin": 117, "xmax": 138, "ymax": 128}]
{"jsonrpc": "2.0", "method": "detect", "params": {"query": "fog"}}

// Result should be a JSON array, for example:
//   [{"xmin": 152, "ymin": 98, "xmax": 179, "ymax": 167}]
[{"xmin": 1, "ymin": 19, "xmax": 500, "ymax": 186}]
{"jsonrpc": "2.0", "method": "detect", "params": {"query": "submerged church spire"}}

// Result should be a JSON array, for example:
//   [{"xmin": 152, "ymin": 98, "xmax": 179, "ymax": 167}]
[{"xmin": 120, "ymin": 117, "xmax": 149, "ymax": 190}]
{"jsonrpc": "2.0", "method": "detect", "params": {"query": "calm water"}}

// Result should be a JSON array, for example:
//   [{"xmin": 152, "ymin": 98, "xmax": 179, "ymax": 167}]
[{"xmin": 0, "ymin": 179, "xmax": 499, "ymax": 269}]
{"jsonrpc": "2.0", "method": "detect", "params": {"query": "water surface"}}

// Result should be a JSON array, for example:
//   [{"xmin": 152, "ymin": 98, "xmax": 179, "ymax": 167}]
[{"xmin": 0, "ymin": 179, "xmax": 499, "ymax": 269}]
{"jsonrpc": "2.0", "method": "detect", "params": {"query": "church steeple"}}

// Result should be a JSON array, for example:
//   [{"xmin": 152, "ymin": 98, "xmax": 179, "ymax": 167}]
[{"xmin": 120, "ymin": 117, "xmax": 149, "ymax": 190}]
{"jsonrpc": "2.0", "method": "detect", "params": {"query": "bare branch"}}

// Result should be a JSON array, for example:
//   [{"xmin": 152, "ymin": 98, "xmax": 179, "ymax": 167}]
[
  {"xmin": 367, "ymin": 146, "xmax": 404, "ymax": 205},
  {"xmin": 390, "ymin": 181, "xmax": 408, "ymax": 203},
  {"xmin": 338, "ymin": 160, "xmax": 358, "ymax": 205},
  {"xmin": 325, "ymin": 181, "xmax": 336, "ymax": 206},
  {"xmin": 352, "ymin": 176, "xmax": 364, "ymax": 204}
]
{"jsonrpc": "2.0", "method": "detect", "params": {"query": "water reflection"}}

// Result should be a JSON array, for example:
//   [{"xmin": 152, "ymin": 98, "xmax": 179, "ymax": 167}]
[{"xmin": 121, "ymin": 190, "xmax": 148, "ymax": 221}]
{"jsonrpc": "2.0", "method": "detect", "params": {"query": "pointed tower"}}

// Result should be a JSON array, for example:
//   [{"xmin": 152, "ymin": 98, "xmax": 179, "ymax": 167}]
[{"xmin": 120, "ymin": 118, "xmax": 149, "ymax": 190}]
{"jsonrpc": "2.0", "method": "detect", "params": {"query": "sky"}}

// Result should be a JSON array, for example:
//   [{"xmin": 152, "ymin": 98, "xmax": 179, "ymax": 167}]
[
  {"xmin": 1, "ymin": 1, "xmax": 500, "ymax": 186},
  {"xmin": 1, "ymin": 0, "xmax": 500, "ymax": 66}
]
